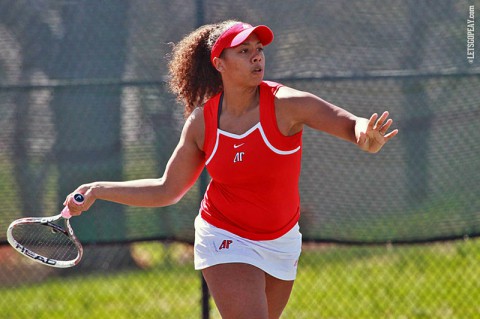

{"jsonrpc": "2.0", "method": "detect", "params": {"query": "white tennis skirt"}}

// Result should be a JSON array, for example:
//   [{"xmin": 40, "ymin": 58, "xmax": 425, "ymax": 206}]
[{"xmin": 194, "ymin": 215, "xmax": 302, "ymax": 281}]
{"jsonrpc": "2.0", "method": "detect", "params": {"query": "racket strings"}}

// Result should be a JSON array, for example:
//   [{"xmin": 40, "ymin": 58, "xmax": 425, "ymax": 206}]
[{"xmin": 11, "ymin": 223, "xmax": 79, "ymax": 261}]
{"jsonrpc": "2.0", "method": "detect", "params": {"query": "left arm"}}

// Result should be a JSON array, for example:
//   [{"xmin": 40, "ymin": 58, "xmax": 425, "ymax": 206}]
[{"xmin": 275, "ymin": 86, "xmax": 398, "ymax": 153}]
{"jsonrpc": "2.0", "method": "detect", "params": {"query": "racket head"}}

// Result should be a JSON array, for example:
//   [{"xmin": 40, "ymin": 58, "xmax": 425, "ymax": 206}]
[{"xmin": 6, "ymin": 214, "xmax": 83, "ymax": 268}]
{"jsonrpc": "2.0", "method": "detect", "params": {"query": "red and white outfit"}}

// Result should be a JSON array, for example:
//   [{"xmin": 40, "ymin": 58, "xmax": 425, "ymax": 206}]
[{"xmin": 194, "ymin": 81, "xmax": 303, "ymax": 280}]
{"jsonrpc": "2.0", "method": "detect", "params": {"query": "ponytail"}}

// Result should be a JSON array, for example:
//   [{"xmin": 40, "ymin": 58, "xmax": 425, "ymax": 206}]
[{"xmin": 168, "ymin": 20, "xmax": 239, "ymax": 118}]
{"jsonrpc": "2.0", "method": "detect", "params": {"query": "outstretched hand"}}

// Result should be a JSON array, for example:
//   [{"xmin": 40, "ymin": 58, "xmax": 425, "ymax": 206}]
[{"xmin": 356, "ymin": 111, "xmax": 399, "ymax": 153}]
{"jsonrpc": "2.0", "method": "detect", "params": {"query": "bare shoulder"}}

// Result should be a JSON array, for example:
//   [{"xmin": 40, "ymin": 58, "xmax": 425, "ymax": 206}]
[
  {"xmin": 182, "ymin": 107, "xmax": 205, "ymax": 151},
  {"xmin": 273, "ymin": 86, "xmax": 320, "ymax": 135},
  {"xmin": 274, "ymin": 86, "xmax": 322, "ymax": 120},
  {"xmin": 275, "ymin": 86, "xmax": 314, "ymax": 106},
  {"xmin": 274, "ymin": 85, "xmax": 357, "ymax": 141},
  {"xmin": 188, "ymin": 107, "xmax": 205, "ymax": 129}
]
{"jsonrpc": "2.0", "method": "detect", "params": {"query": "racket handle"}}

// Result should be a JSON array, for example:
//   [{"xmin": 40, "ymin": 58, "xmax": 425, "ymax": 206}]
[{"xmin": 61, "ymin": 193, "xmax": 85, "ymax": 219}]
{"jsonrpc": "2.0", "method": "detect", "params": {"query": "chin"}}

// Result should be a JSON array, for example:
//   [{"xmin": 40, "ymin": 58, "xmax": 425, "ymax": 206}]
[{"xmin": 251, "ymin": 74, "xmax": 264, "ymax": 85}]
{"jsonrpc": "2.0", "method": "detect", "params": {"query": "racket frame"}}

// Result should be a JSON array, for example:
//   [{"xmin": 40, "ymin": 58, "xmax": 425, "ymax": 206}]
[{"xmin": 6, "ymin": 196, "xmax": 84, "ymax": 268}]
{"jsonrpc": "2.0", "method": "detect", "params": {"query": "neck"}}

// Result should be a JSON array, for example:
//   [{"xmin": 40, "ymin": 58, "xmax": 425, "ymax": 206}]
[{"xmin": 222, "ymin": 85, "xmax": 260, "ymax": 116}]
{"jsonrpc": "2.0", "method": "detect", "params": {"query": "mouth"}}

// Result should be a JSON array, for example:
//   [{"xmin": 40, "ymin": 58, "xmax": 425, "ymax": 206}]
[{"xmin": 252, "ymin": 66, "xmax": 263, "ymax": 74}]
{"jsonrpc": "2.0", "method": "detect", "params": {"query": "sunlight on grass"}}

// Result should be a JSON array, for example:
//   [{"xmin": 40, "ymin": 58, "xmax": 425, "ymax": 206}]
[{"xmin": 1, "ymin": 239, "xmax": 479, "ymax": 318}]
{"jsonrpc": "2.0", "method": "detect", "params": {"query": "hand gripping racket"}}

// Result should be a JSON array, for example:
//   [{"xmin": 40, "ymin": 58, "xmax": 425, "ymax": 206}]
[{"xmin": 6, "ymin": 193, "xmax": 85, "ymax": 268}]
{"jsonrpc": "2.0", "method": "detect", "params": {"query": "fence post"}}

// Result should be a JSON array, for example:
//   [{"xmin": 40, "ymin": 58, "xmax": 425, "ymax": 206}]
[
  {"xmin": 201, "ymin": 273, "xmax": 210, "ymax": 319},
  {"xmin": 195, "ymin": 1, "xmax": 210, "ymax": 318}
]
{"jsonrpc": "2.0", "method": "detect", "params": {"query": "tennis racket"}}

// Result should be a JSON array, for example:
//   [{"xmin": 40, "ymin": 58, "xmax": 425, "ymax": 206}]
[{"xmin": 6, "ymin": 193, "xmax": 85, "ymax": 268}]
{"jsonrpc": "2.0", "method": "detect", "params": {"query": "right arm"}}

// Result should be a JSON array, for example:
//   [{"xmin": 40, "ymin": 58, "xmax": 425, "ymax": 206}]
[{"xmin": 65, "ymin": 108, "xmax": 206, "ymax": 215}]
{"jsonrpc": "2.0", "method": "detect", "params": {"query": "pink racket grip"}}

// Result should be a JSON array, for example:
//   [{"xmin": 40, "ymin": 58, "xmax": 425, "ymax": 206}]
[{"xmin": 61, "ymin": 193, "xmax": 85, "ymax": 219}]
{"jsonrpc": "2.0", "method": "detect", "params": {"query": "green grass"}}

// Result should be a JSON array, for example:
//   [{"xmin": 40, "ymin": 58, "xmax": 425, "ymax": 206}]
[
  {"xmin": 287, "ymin": 239, "xmax": 480, "ymax": 319},
  {"xmin": 1, "ymin": 239, "xmax": 479, "ymax": 319},
  {"xmin": 0, "ymin": 264, "xmax": 201, "ymax": 319}
]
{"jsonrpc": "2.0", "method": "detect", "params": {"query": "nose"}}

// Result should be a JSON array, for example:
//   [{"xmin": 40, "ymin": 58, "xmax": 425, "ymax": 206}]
[{"xmin": 251, "ymin": 51, "xmax": 262, "ymax": 63}]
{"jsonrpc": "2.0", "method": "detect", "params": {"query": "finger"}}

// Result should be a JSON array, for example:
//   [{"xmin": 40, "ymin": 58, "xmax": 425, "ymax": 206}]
[
  {"xmin": 379, "ymin": 119, "xmax": 393, "ymax": 135},
  {"xmin": 368, "ymin": 113, "xmax": 378, "ymax": 131},
  {"xmin": 72, "ymin": 188, "xmax": 94, "ymax": 212},
  {"xmin": 63, "ymin": 193, "xmax": 73, "ymax": 206},
  {"xmin": 374, "ymin": 111, "xmax": 389, "ymax": 130},
  {"xmin": 384, "ymin": 128, "xmax": 399, "ymax": 140}
]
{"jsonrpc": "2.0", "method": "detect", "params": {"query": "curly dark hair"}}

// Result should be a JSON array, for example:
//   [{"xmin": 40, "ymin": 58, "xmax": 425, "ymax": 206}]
[{"xmin": 168, "ymin": 20, "xmax": 240, "ymax": 118}]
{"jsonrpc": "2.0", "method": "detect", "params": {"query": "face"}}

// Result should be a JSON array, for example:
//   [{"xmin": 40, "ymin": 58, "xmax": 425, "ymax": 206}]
[{"xmin": 215, "ymin": 33, "xmax": 266, "ymax": 87}]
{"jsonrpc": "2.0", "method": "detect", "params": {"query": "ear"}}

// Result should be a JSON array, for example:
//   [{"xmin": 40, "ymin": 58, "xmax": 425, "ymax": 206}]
[{"xmin": 213, "ymin": 57, "xmax": 224, "ymax": 72}]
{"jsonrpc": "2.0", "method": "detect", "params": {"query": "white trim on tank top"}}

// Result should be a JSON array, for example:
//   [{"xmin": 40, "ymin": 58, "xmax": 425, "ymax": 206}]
[{"xmin": 205, "ymin": 122, "xmax": 301, "ymax": 165}]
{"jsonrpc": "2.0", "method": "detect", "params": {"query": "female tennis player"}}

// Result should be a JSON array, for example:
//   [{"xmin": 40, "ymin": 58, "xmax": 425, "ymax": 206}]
[{"xmin": 64, "ymin": 20, "xmax": 398, "ymax": 318}]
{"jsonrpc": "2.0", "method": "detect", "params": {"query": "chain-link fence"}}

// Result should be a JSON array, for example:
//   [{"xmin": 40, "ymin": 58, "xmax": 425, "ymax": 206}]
[{"xmin": 1, "ymin": 0, "xmax": 479, "ymax": 318}]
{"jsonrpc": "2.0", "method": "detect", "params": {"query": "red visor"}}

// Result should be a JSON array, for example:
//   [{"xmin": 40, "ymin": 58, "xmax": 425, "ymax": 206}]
[{"xmin": 210, "ymin": 23, "xmax": 274, "ymax": 66}]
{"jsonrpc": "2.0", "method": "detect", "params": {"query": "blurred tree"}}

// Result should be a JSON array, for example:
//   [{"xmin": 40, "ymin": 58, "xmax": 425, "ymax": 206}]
[
  {"xmin": 50, "ymin": 1, "xmax": 130, "ymax": 245},
  {"xmin": 400, "ymin": 0, "xmax": 432, "ymax": 205},
  {"xmin": 2, "ymin": 1, "xmax": 54, "ymax": 216}
]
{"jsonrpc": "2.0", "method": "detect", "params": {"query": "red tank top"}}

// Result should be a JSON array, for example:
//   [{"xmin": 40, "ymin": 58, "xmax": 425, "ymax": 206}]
[{"xmin": 200, "ymin": 81, "xmax": 302, "ymax": 240}]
